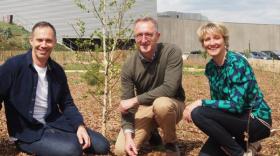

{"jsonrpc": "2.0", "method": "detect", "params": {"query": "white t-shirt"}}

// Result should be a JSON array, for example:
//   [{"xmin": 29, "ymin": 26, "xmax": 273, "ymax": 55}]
[{"xmin": 33, "ymin": 64, "xmax": 48, "ymax": 124}]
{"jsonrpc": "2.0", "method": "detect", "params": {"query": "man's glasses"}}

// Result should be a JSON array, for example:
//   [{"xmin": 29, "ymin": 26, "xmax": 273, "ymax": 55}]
[{"xmin": 134, "ymin": 32, "xmax": 156, "ymax": 41}]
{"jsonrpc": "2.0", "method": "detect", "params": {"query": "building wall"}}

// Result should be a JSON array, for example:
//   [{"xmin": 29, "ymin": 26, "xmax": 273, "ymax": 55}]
[
  {"xmin": 158, "ymin": 17, "xmax": 280, "ymax": 53},
  {"xmin": 1, "ymin": 0, "xmax": 279, "ymax": 52},
  {"xmin": 158, "ymin": 11, "xmax": 208, "ymax": 21},
  {"xmin": 0, "ymin": 0, "xmax": 157, "ymax": 43}
]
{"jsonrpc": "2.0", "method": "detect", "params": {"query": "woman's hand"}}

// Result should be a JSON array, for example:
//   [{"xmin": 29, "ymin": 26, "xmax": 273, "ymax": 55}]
[{"xmin": 183, "ymin": 100, "xmax": 202, "ymax": 123}]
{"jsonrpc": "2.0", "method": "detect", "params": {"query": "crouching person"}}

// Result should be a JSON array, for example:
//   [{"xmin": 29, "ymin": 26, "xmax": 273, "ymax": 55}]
[
  {"xmin": 183, "ymin": 22, "xmax": 272, "ymax": 156},
  {"xmin": 114, "ymin": 17, "xmax": 186, "ymax": 156},
  {"xmin": 0, "ymin": 21, "xmax": 110, "ymax": 156}
]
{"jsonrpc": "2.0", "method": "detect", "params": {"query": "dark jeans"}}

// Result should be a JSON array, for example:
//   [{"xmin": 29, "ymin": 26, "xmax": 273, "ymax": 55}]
[
  {"xmin": 191, "ymin": 106, "xmax": 271, "ymax": 156},
  {"xmin": 15, "ymin": 127, "xmax": 110, "ymax": 156}
]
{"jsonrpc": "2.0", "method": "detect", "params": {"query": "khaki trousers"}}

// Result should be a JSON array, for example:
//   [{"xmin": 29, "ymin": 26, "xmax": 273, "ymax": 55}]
[{"xmin": 114, "ymin": 97, "xmax": 185, "ymax": 155}]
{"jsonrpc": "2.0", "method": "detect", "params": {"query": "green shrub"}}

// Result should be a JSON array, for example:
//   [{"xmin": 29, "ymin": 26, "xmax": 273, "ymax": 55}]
[
  {"xmin": 83, "ymin": 64, "xmax": 102, "ymax": 85},
  {"xmin": 82, "ymin": 63, "xmax": 104, "ymax": 95}
]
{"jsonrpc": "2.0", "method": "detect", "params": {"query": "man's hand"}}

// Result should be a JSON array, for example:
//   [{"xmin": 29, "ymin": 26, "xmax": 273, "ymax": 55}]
[
  {"xmin": 183, "ymin": 100, "xmax": 202, "ymax": 123},
  {"xmin": 77, "ymin": 125, "xmax": 91, "ymax": 149},
  {"xmin": 119, "ymin": 97, "xmax": 139, "ymax": 114},
  {"xmin": 124, "ymin": 132, "xmax": 138, "ymax": 156}
]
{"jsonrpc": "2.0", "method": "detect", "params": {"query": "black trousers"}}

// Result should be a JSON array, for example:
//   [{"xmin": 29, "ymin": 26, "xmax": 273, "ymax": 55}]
[{"xmin": 191, "ymin": 106, "xmax": 271, "ymax": 156}]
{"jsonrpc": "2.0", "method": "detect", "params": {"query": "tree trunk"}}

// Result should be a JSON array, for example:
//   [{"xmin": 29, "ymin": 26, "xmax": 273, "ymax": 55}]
[{"xmin": 101, "ymin": 0, "xmax": 108, "ymax": 136}]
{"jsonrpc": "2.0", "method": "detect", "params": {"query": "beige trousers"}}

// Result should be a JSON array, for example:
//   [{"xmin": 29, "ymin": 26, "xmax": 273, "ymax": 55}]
[{"xmin": 114, "ymin": 97, "xmax": 185, "ymax": 155}]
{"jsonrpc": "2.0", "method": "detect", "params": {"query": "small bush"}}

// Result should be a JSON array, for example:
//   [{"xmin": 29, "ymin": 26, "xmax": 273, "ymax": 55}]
[{"xmin": 83, "ymin": 64, "xmax": 104, "ymax": 85}]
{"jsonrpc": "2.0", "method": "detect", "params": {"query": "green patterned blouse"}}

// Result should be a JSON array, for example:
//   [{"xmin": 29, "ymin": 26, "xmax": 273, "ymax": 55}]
[{"xmin": 202, "ymin": 51, "xmax": 271, "ymax": 122}]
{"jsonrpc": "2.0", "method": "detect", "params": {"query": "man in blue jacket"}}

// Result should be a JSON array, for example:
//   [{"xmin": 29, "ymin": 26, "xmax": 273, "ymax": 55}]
[{"xmin": 0, "ymin": 21, "xmax": 109, "ymax": 156}]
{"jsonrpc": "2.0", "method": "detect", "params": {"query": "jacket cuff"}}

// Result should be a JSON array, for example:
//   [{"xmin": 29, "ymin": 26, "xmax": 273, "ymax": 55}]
[
  {"xmin": 122, "ymin": 123, "xmax": 134, "ymax": 132},
  {"xmin": 73, "ymin": 121, "xmax": 85, "ymax": 131},
  {"xmin": 137, "ymin": 94, "xmax": 151, "ymax": 105},
  {"xmin": 121, "ymin": 112, "xmax": 135, "ymax": 132},
  {"xmin": 123, "ymin": 128, "xmax": 134, "ymax": 134}
]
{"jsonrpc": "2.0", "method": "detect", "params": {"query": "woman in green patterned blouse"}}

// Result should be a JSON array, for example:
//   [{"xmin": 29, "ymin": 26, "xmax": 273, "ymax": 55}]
[{"xmin": 183, "ymin": 22, "xmax": 272, "ymax": 156}]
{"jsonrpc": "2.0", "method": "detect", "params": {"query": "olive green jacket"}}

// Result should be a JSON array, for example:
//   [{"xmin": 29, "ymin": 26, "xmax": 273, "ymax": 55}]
[{"xmin": 121, "ymin": 43, "xmax": 185, "ymax": 131}]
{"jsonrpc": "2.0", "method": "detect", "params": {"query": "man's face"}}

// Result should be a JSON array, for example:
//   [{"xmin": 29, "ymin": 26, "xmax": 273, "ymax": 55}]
[
  {"xmin": 134, "ymin": 21, "xmax": 160, "ymax": 58},
  {"xmin": 29, "ymin": 26, "xmax": 56, "ymax": 67}
]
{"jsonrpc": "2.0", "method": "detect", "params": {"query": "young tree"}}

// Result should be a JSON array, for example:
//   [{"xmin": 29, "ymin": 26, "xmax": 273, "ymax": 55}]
[{"xmin": 73, "ymin": 0, "xmax": 135, "ymax": 136}]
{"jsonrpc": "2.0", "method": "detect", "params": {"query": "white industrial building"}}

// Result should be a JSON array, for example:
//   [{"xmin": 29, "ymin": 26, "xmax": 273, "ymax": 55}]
[
  {"xmin": 1, "ymin": 1, "xmax": 280, "ymax": 52},
  {"xmin": 0, "ymin": 0, "xmax": 157, "ymax": 45}
]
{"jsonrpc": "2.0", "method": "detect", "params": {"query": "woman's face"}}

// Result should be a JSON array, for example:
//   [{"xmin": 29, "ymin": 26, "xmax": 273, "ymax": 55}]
[{"xmin": 202, "ymin": 31, "xmax": 226, "ymax": 58}]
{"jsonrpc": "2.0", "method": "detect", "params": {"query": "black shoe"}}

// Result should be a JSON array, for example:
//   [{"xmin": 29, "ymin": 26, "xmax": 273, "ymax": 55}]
[
  {"xmin": 148, "ymin": 129, "xmax": 163, "ymax": 146},
  {"xmin": 164, "ymin": 143, "xmax": 180, "ymax": 155}
]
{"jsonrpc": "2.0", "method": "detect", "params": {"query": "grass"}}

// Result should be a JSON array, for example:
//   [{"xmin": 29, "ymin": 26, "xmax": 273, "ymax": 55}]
[
  {"xmin": 183, "ymin": 64, "xmax": 205, "ymax": 76},
  {"xmin": 184, "ymin": 70, "xmax": 205, "ymax": 76},
  {"xmin": 63, "ymin": 63, "xmax": 91, "ymax": 70},
  {"xmin": 0, "ymin": 22, "xmax": 69, "ymax": 51},
  {"xmin": 0, "ymin": 22, "xmax": 30, "ymax": 50},
  {"xmin": 0, "ymin": 22, "xmax": 29, "ymax": 36},
  {"xmin": 183, "ymin": 64, "xmax": 205, "ymax": 69}
]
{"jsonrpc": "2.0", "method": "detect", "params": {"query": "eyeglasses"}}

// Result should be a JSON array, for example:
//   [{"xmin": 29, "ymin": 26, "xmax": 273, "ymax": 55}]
[{"xmin": 134, "ymin": 32, "xmax": 156, "ymax": 41}]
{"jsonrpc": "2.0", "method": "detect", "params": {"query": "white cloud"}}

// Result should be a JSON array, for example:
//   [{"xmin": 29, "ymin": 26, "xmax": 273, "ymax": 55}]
[{"xmin": 157, "ymin": 0, "xmax": 280, "ymax": 24}]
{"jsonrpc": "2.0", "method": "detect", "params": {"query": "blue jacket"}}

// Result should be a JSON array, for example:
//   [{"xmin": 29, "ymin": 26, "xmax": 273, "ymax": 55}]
[{"xmin": 0, "ymin": 50, "xmax": 84, "ymax": 143}]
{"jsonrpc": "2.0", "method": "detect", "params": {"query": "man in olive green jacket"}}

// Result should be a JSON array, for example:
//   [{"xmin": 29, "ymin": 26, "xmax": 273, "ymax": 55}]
[{"xmin": 115, "ymin": 17, "xmax": 185, "ymax": 156}]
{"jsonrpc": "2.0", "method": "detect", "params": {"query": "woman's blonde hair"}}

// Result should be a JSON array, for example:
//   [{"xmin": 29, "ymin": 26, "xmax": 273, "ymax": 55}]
[{"xmin": 197, "ymin": 22, "xmax": 229, "ymax": 49}]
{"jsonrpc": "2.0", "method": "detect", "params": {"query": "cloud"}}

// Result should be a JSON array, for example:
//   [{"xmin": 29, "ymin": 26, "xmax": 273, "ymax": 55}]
[{"xmin": 157, "ymin": 0, "xmax": 280, "ymax": 24}]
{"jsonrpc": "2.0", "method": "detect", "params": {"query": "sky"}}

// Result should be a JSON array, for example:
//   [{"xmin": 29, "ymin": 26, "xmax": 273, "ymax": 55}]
[{"xmin": 157, "ymin": 0, "xmax": 280, "ymax": 25}]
